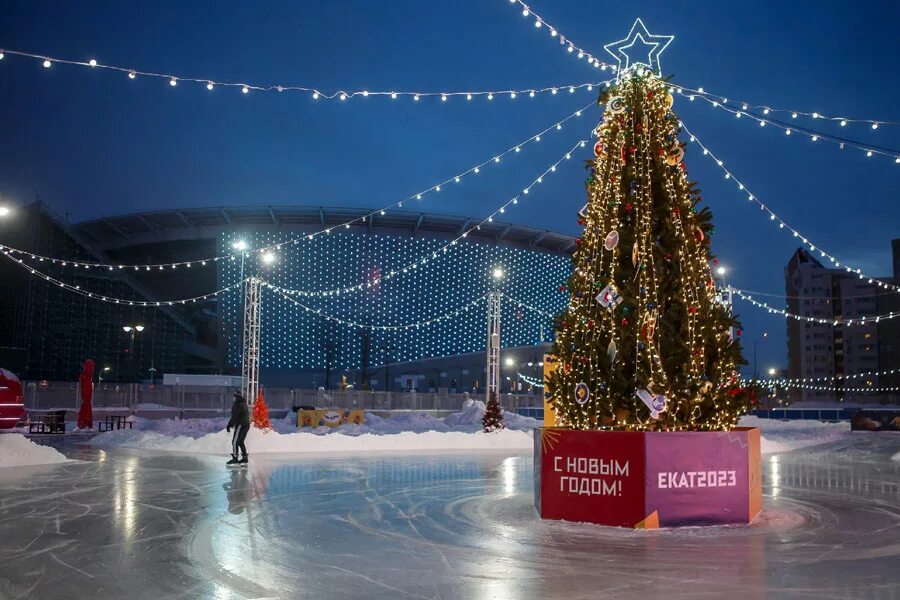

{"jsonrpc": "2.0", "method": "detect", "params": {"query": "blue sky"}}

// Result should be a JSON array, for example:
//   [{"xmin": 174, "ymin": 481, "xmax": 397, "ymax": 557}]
[{"xmin": 1, "ymin": 0, "xmax": 898, "ymax": 373}]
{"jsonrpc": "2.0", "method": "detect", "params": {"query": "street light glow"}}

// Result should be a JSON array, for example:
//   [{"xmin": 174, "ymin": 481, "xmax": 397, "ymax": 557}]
[
  {"xmin": 716, "ymin": 266, "xmax": 726, "ymax": 276},
  {"xmin": 492, "ymin": 267, "xmax": 505, "ymax": 280},
  {"xmin": 232, "ymin": 240, "xmax": 248, "ymax": 251},
  {"xmin": 123, "ymin": 326, "xmax": 132, "ymax": 332},
  {"xmin": 504, "ymin": 357, "xmax": 515, "ymax": 366},
  {"xmin": 0, "ymin": 206, "xmax": 10, "ymax": 217},
  {"xmin": 261, "ymin": 251, "xmax": 277, "ymax": 265},
  {"xmin": 768, "ymin": 368, "xmax": 776, "ymax": 376},
  {"xmin": 135, "ymin": 325, "xmax": 145, "ymax": 332}
]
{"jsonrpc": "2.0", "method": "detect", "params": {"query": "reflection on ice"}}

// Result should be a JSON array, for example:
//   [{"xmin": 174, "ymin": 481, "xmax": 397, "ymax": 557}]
[{"xmin": 0, "ymin": 436, "xmax": 896, "ymax": 599}]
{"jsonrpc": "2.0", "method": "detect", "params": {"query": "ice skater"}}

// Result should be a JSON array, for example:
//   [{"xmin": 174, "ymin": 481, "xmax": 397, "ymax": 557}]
[{"xmin": 226, "ymin": 391, "xmax": 250, "ymax": 466}]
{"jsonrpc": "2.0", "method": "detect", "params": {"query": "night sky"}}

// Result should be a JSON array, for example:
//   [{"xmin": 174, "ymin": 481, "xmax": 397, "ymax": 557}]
[{"xmin": 2, "ymin": 0, "xmax": 899, "ymax": 375}]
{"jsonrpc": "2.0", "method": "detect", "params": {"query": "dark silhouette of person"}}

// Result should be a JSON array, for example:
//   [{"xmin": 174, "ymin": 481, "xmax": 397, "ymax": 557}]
[{"xmin": 226, "ymin": 392, "xmax": 250, "ymax": 465}]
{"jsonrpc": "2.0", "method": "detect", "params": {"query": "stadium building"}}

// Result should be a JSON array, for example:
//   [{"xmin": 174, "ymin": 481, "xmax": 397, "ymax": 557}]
[{"xmin": 0, "ymin": 202, "xmax": 574, "ymax": 389}]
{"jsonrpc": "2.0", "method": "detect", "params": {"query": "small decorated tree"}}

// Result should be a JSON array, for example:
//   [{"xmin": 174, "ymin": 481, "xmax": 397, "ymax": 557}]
[
  {"xmin": 252, "ymin": 389, "xmax": 272, "ymax": 431},
  {"xmin": 482, "ymin": 393, "xmax": 504, "ymax": 433},
  {"xmin": 546, "ymin": 69, "xmax": 753, "ymax": 432}
]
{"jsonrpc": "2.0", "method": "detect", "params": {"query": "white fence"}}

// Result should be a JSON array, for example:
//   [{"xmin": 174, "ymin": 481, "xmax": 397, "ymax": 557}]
[{"xmin": 24, "ymin": 382, "xmax": 542, "ymax": 416}]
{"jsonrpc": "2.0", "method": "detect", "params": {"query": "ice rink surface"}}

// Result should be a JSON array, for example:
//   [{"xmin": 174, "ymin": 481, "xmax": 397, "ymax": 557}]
[{"xmin": 0, "ymin": 435, "xmax": 898, "ymax": 599}]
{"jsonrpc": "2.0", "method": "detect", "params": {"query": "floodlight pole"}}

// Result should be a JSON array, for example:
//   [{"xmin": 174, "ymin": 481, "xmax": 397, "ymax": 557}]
[
  {"xmin": 486, "ymin": 290, "xmax": 501, "ymax": 403},
  {"xmin": 241, "ymin": 276, "xmax": 262, "ymax": 405}
]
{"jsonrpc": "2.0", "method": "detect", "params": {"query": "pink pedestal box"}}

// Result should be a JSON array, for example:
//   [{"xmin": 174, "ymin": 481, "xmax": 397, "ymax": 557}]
[{"xmin": 534, "ymin": 427, "xmax": 762, "ymax": 528}]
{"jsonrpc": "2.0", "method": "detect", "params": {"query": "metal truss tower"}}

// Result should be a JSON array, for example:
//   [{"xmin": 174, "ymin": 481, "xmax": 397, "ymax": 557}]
[
  {"xmin": 241, "ymin": 276, "xmax": 262, "ymax": 404},
  {"xmin": 486, "ymin": 290, "xmax": 501, "ymax": 402}
]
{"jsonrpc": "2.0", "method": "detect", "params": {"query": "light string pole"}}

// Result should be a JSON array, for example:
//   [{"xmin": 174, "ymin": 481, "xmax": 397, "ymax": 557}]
[{"xmin": 486, "ymin": 267, "xmax": 504, "ymax": 403}]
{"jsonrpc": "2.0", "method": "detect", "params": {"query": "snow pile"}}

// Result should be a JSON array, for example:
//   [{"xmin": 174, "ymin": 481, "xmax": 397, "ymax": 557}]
[
  {"xmin": 892, "ymin": 451, "xmax": 900, "ymax": 463},
  {"xmin": 0, "ymin": 434, "xmax": 68, "ymax": 468},
  {"xmin": 738, "ymin": 416, "xmax": 850, "ymax": 454},
  {"xmin": 89, "ymin": 400, "xmax": 538, "ymax": 455}
]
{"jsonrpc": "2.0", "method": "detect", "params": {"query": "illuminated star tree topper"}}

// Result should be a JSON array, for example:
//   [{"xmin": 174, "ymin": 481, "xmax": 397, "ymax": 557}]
[{"xmin": 603, "ymin": 18, "xmax": 674, "ymax": 76}]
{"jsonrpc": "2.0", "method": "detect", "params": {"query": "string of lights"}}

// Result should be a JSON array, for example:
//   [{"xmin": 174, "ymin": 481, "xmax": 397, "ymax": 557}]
[
  {"xmin": 0, "ymin": 48, "xmax": 608, "ymax": 101},
  {"xmin": 266, "ymin": 284, "xmax": 485, "ymax": 330},
  {"xmin": 268, "ymin": 138, "xmax": 589, "ymax": 297},
  {"xmin": 673, "ymin": 86, "xmax": 900, "ymax": 162},
  {"xmin": 679, "ymin": 120, "xmax": 900, "ymax": 293},
  {"xmin": 0, "ymin": 248, "xmax": 246, "ymax": 306},
  {"xmin": 758, "ymin": 367, "xmax": 899, "ymax": 385},
  {"xmin": 671, "ymin": 81, "xmax": 900, "ymax": 129},
  {"xmin": 506, "ymin": 0, "xmax": 613, "ymax": 71},
  {"xmin": 730, "ymin": 287, "xmax": 899, "ymax": 326},
  {"xmin": 517, "ymin": 372, "xmax": 545, "ymax": 388},
  {"xmin": 755, "ymin": 380, "xmax": 899, "ymax": 393},
  {"xmin": 0, "ymin": 100, "xmax": 599, "ymax": 271},
  {"xmin": 502, "ymin": 294, "xmax": 558, "ymax": 318}
]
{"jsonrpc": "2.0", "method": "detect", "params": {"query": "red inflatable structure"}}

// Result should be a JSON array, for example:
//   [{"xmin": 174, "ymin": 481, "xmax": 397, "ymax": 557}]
[
  {"xmin": 0, "ymin": 368, "xmax": 25, "ymax": 430},
  {"xmin": 77, "ymin": 359, "xmax": 94, "ymax": 430}
]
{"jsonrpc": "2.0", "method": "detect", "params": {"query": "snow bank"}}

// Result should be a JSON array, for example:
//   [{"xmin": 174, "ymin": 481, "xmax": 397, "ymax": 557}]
[
  {"xmin": 88, "ymin": 400, "xmax": 538, "ymax": 455},
  {"xmin": 738, "ymin": 416, "xmax": 850, "ymax": 454},
  {"xmin": 0, "ymin": 434, "xmax": 68, "ymax": 468}
]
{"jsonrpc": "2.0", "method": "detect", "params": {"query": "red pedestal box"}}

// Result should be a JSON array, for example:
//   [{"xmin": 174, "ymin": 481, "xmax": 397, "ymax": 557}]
[{"xmin": 534, "ymin": 427, "xmax": 761, "ymax": 528}]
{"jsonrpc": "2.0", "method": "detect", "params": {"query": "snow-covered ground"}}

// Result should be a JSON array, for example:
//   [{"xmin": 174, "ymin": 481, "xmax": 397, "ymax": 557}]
[
  {"xmin": 739, "ymin": 416, "xmax": 851, "ymax": 454},
  {"xmin": 0, "ymin": 434, "xmax": 69, "ymax": 468},
  {"xmin": 893, "ymin": 451, "xmax": 900, "ymax": 463},
  {"xmin": 83, "ymin": 401, "xmax": 857, "ymax": 457}
]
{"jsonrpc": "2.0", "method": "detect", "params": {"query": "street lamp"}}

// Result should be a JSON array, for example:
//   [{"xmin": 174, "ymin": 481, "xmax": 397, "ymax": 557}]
[
  {"xmin": 753, "ymin": 332, "xmax": 768, "ymax": 379},
  {"xmin": 261, "ymin": 251, "xmax": 277, "ymax": 265},
  {"xmin": 123, "ymin": 325, "xmax": 145, "ymax": 382},
  {"xmin": 232, "ymin": 240, "xmax": 248, "ymax": 251},
  {"xmin": 716, "ymin": 266, "xmax": 726, "ymax": 276},
  {"xmin": 767, "ymin": 368, "xmax": 777, "ymax": 376},
  {"xmin": 504, "ymin": 357, "xmax": 515, "ymax": 367},
  {"xmin": 492, "ymin": 267, "xmax": 505, "ymax": 280},
  {"xmin": 0, "ymin": 206, "xmax": 11, "ymax": 218}
]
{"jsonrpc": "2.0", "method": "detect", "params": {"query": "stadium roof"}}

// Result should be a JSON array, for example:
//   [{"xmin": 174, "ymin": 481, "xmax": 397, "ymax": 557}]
[{"xmin": 73, "ymin": 206, "xmax": 577, "ymax": 254}]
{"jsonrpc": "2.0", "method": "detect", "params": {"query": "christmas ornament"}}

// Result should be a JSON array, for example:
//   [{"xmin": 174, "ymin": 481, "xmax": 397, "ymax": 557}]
[
  {"xmin": 625, "ymin": 202, "xmax": 633, "ymax": 212},
  {"xmin": 636, "ymin": 389, "xmax": 667, "ymax": 419},
  {"xmin": 578, "ymin": 203, "xmax": 588, "ymax": 220},
  {"xmin": 596, "ymin": 283, "xmax": 623, "ymax": 310},
  {"xmin": 665, "ymin": 144, "xmax": 685, "ymax": 166},
  {"xmin": 606, "ymin": 96, "xmax": 626, "ymax": 115},
  {"xmin": 574, "ymin": 382, "xmax": 590, "ymax": 405},
  {"xmin": 604, "ymin": 230, "xmax": 620, "ymax": 250},
  {"xmin": 621, "ymin": 318, "xmax": 629, "ymax": 327},
  {"xmin": 593, "ymin": 141, "xmax": 606, "ymax": 157},
  {"xmin": 632, "ymin": 242, "xmax": 639, "ymax": 267},
  {"xmin": 664, "ymin": 92, "xmax": 674, "ymax": 110},
  {"xmin": 642, "ymin": 114, "xmax": 649, "ymax": 129},
  {"xmin": 641, "ymin": 309, "xmax": 658, "ymax": 340},
  {"xmin": 607, "ymin": 340, "xmax": 618, "ymax": 365},
  {"xmin": 694, "ymin": 228, "xmax": 705, "ymax": 242},
  {"xmin": 699, "ymin": 381, "xmax": 713, "ymax": 394}
]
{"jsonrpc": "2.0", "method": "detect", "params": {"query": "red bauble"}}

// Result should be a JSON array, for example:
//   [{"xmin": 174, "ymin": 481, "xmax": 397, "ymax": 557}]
[
  {"xmin": 587, "ymin": 319, "xmax": 594, "ymax": 329},
  {"xmin": 657, "ymin": 147, "xmax": 664, "ymax": 156},
  {"xmin": 736, "ymin": 329, "xmax": 743, "ymax": 337},
  {"xmin": 629, "ymin": 146, "xmax": 637, "ymax": 154},
  {"xmin": 635, "ymin": 123, "xmax": 643, "ymax": 132},
  {"xmin": 689, "ymin": 306, "xmax": 697, "ymax": 314},
  {"xmin": 713, "ymin": 258, "xmax": 719, "ymax": 266},
  {"xmin": 673, "ymin": 207, "xmax": 681, "ymax": 216},
  {"xmin": 694, "ymin": 228, "xmax": 705, "ymax": 242},
  {"xmin": 621, "ymin": 318, "xmax": 629, "ymax": 327},
  {"xmin": 575, "ymin": 238, "xmax": 583, "ymax": 246},
  {"xmin": 578, "ymin": 218, "xmax": 586, "ymax": 226},
  {"xmin": 647, "ymin": 91, "xmax": 655, "ymax": 99},
  {"xmin": 625, "ymin": 203, "xmax": 633, "ymax": 212}
]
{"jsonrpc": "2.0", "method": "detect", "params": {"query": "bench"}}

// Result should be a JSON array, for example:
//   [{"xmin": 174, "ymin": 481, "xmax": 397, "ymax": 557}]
[
  {"xmin": 98, "ymin": 415, "xmax": 133, "ymax": 432},
  {"xmin": 28, "ymin": 410, "xmax": 67, "ymax": 434}
]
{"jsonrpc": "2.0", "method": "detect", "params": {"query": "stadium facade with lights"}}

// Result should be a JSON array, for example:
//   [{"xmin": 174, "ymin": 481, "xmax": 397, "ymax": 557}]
[{"xmin": 0, "ymin": 202, "xmax": 573, "ymax": 389}]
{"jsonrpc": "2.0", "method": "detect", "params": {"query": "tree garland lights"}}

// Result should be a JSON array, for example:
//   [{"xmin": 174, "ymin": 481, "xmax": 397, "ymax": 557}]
[
  {"xmin": 0, "ymin": 48, "xmax": 605, "ymax": 101},
  {"xmin": 506, "ymin": 1, "xmax": 614, "ymax": 71},
  {"xmin": 730, "ymin": 287, "xmax": 899, "ymax": 326},
  {"xmin": 670, "ymin": 81, "xmax": 900, "ymax": 130},
  {"xmin": 679, "ymin": 121, "xmax": 900, "ymax": 293},
  {"xmin": 0, "ymin": 101, "xmax": 598, "ymax": 272},
  {"xmin": 518, "ymin": 372, "xmax": 545, "ymax": 388},
  {"xmin": 265, "ymin": 138, "xmax": 588, "ymax": 297},
  {"xmin": 673, "ymin": 86, "xmax": 900, "ymax": 163}
]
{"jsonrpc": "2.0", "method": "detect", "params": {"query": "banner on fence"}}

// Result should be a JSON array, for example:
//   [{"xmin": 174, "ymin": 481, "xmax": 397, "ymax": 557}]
[{"xmin": 297, "ymin": 408, "xmax": 365, "ymax": 429}]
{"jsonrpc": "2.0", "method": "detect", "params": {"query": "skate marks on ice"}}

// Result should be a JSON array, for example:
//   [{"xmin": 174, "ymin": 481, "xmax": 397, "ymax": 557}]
[{"xmin": 0, "ymin": 438, "xmax": 897, "ymax": 599}]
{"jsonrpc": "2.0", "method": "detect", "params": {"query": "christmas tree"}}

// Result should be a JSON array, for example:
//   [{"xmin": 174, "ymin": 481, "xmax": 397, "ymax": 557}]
[
  {"xmin": 252, "ymin": 389, "xmax": 272, "ymax": 431},
  {"xmin": 482, "ymin": 393, "xmax": 504, "ymax": 433},
  {"xmin": 546, "ymin": 69, "xmax": 752, "ymax": 432}
]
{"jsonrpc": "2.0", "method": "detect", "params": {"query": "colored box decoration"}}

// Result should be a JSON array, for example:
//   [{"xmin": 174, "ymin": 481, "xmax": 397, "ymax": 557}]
[
  {"xmin": 534, "ymin": 427, "xmax": 761, "ymax": 528},
  {"xmin": 297, "ymin": 408, "xmax": 365, "ymax": 429}
]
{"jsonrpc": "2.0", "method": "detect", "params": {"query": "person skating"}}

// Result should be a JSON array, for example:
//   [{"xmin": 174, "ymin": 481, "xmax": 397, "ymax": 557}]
[{"xmin": 226, "ymin": 391, "xmax": 250, "ymax": 466}]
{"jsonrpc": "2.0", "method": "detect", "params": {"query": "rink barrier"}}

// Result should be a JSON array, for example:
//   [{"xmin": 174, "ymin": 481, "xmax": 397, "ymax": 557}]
[{"xmin": 534, "ymin": 427, "xmax": 762, "ymax": 528}]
